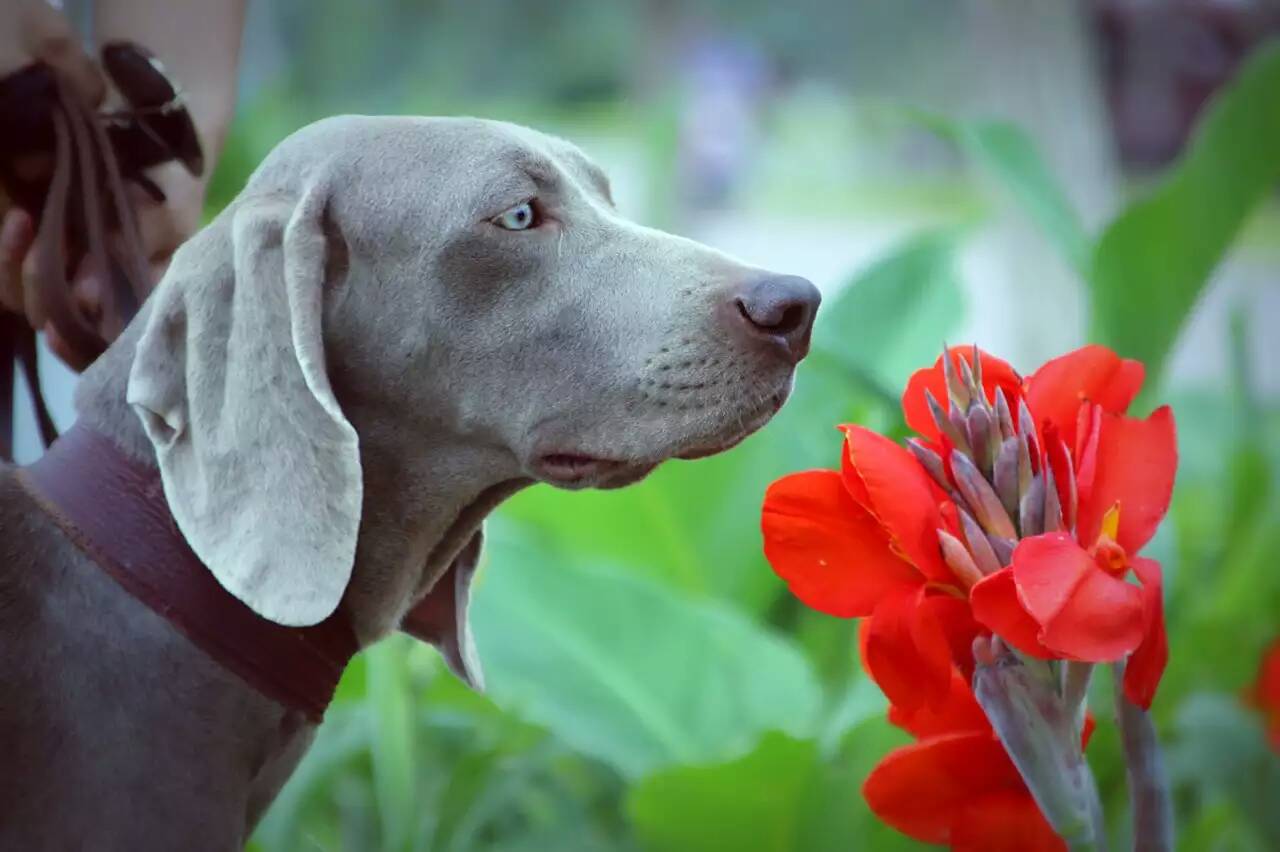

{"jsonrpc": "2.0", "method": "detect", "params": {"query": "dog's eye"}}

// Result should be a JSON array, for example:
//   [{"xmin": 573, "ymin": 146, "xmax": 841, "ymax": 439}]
[{"xmin": 492, "ymin": 201, "xmax": 538, "ymax": 231}]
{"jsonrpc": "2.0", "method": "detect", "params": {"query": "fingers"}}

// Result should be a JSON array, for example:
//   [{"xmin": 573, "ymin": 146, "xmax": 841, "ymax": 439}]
[
  {"xmin": 0, "ymin": 208, "xmax": 35, "ymax": 314},
  {"xmin": 14, "ymin": 0, "xmax": 105, "ymax": 104},
  {"xmin": 42, "ymin": 256, "xmax": 104, "ymax": 372}
]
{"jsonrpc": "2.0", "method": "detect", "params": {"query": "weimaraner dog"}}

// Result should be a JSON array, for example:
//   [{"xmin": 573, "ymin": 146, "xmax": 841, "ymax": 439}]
[{"xmin": 0, "ymin": 116, "xmax": 818, "ymax": 849}]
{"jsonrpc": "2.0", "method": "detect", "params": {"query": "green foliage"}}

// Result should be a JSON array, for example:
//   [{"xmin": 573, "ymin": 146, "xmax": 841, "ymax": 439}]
[
  {"xmin": 470, "ymin": 522, "xmax": 822, "ymax": 778},
  {"xmin": 627, "ymin": 732, "xmax": 823, "ymax": 852},
  {"xmin": 227, "ymin": 43, "xmax": 1280, "ymax": 852},
  {"xmin": 1089, "ymin": 42, "xmax": 1280, "ymax": 387},
  {"xmin": 812, "ymin": 228, "xmax": 966, "ymax": 399},
  {"xmin": 926, "ymin": 117, "xmax": 1091, "ymax": 277}
]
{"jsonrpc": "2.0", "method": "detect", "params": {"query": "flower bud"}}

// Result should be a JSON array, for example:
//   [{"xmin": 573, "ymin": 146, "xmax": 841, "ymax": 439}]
[
  {"xmin": 1017, "ymin": 398, "xmax": 1041, "ymax": 461},
  {"xmin": 1043, "ymin": 463, "xmax": 1063, "ymax": 533},
  {"xmin": 1020, "ymin": 474, "xmax": 1046, "ymax": 538},
  {"xmin": 925, "ymin": 389, "xmax": 970, "ymax": 454},
  {"xmin": 907, "ymin": 439, "xmax": 956, "ymax": 499},
  {"xmin": 958, "ymin": 507, "xmax": 1001, "ymax": 575},
  {"xmin": 994, "ymin": 438, "xmax": 1020, "ymax": 517},
  {"xmin": 942, "ymin": 347, "xmax": 971, "ymax": 411},
  {"xmin": 994, "ymin": 386, "xmax": 1016, "ymax": 441},
  {"xmin": 966, "ymin": 406, "xmax": 996, "ymax": 475},
  {"xmin": 951, "ymin": 450, "xmax": 1017, "ymax": 539},
  {"xmin": 938, "ymin": 529, "xmax": 984, "ymax": 588}
]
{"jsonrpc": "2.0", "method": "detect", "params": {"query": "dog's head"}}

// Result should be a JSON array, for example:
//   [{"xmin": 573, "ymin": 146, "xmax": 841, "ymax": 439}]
[{"xmin": 123, "ymin": 117, "xmax": 818, "ymax": 643}]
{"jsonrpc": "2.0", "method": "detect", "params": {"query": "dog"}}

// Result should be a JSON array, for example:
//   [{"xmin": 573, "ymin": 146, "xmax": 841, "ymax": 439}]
[{"xmin": 0, "ymin": 115, "xmax": 818, "ymax": 849}]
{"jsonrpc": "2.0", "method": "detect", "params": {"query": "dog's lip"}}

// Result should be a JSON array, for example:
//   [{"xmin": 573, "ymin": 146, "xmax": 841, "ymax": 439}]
[
  {"xmin": 534, "ymin": 381, "xmax": 793, "ymax": 483},
  {"xmin": 533, "ymin": 452, "xmax": 645, "ymax": 486}
]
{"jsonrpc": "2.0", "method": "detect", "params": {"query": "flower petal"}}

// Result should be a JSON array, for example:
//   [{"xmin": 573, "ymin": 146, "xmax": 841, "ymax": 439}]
[
  {"xmin": 922, "ymin": 592, "xmax": 984, "ymax": 684},
  {"xmin": 902, "ymin": 346, "xmax": 1023, "ymax": 444},
  {"xmin": 762, "ymin": 470, "xmax": 920, "ymax": 617},
  {"xmin": 1250, "ymin": 640, "xmax": 1280, "ymax": 752},
  {"xmin": 1123, "ymin": 556, "xmax": 1168, "ymax": 709},
  {"xmin": 1076, "ymin": 405, "xmax": 1178, "ymax": 553},
  {"xmin": 888, "ymin": 668, "xmax": 990, "ymax": 738},
  {"xmin": 952, "ymin": 790, "xmax": 1066, "ymax": 852},
  {"xmin": 970, "ymin": 568, "xmax": 1055, "ymax": 659},
  {"xmin": 842, "ymin": 425, "xmax": 951, "ymax": 582},
  {"xmin": 1012, "ymin": 533, "xmax": 1146, "ymax": 661},
  {"xmin": 1024, "ymin": 344, "xmax": 1144, "ymax": 448},
  {"xmin": 863, "ymin": 730, "xmax": 1025, "ymax": 845},
  {"xmin": 862, "ymin": 587, "xmax": 955, "ymax": 711}
]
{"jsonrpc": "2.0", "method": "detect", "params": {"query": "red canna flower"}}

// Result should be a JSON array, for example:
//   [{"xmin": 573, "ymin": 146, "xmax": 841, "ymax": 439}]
[
  {"xmin": 762, "ymin": 426, "xmax": 979, "ymax": 712},
  {"xmin": 761, "ymin": 342, "xmax": 1176, "ymax": 850},
  {"xmin": 864, "ymin": 659, "xmax": 1080, "ymax": 852},
  {"xmin": 1247, "ymin": 639, "xmax": 1280, "ymax": 752},
  {"xmin": 967, "ymin": 348, "xmax": 1176, "ymax": 709}
]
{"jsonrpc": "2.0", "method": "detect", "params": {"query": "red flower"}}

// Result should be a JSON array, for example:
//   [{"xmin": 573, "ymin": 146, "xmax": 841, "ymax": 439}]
[
  {"xmin": 902, "ymin": 347, "xmax": 1024, "ymax": 448},
  {"xmin": 864, "ymin": 662, "xmax": 1071, "ymax": 851},
  {"xmin": 762, "ymin": 426, "xmax": 978, "ymax": 711},
  {"xmin": 970, "ymin": 392, "xmax": 1176, "ymax": 708},
  {"xmin": 763, "ymin": 343, "xmax": 1176, "ymax": 711},
  {"xmin": 1248, "ymin": 639, "xmax": 1280, "ymax": 751}
]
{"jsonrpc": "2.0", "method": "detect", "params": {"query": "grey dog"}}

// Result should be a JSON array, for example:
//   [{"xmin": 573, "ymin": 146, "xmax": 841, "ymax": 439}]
[{"xmin": 0, "ymin": 116, "xmax": 818, "ymax": 849}]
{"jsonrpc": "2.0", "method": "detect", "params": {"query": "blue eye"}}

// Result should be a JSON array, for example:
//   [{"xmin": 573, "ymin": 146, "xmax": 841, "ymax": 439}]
[{"xmin": 493, "ymin": 201, "xmax": 537, "ymax": 231}]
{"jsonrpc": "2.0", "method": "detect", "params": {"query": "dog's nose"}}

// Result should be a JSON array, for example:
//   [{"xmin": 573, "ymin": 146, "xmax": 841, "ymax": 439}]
[{"xmin": 732, "ymin": 274, "xmax": 821, "ymax": 362}]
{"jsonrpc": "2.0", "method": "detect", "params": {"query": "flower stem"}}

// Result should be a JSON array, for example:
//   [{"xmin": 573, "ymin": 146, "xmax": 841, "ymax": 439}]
[
  {"xmin": 1112, "ymin": 662, "xmax": 1174, "ymax": 851},
  {"xmin": 974, "ymin": 638, "xmax": 1107, "ymax": 850}
]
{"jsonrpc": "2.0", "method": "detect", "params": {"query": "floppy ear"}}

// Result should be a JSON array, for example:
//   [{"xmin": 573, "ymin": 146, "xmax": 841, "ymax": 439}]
[
  {"xmin": 126, "ymin": 185, "xmax": 362, "ymax": 627},
  {"xmin": 401, "ymin": 530, "xmax": 485, "ymax": 690}
]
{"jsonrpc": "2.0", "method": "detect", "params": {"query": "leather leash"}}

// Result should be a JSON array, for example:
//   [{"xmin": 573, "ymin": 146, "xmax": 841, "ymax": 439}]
[{"xmin": 1, "ymin": 44, "xmax": 202, "ymax": 462}]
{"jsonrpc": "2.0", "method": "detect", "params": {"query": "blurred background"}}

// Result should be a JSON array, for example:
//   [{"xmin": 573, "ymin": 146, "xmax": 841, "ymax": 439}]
[{"xmin": 11, "ymin": 1, "xmax": 1280, "ymax": 849}]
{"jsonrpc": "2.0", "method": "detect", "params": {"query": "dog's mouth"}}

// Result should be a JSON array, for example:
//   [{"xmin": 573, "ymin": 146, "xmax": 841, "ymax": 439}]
[
  {"xmin": 533, "ymin": 384, "xmax": 791, "ymax": 489},
  {"xmin": 533, "ymin": 454, "xmax": 658, "ymax": 489}
]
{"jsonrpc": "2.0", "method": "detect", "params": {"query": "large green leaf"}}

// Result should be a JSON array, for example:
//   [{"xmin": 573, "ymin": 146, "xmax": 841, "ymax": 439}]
[
  {"xmin": 813, "ymin": 229, "xmax": 966, "ymax": 395},
  {"xmin": 907, "ymin": 110, "xmax": 1091, "ymax": 277},
  {"xmin": 628, "ymin": 719, "xmax": 919, "ymax": 852},
  {"xmin": 957, "ymin": 121, "xmax": 1091, "ymax": 276},
  {"xmin": 470, "ymin": 520, "xmax": 822, "ymax": 779},
  {"xmin": 1089, "ymin": 42, "xmax": 1280, "ymax": 385},
  {"xmin": 627, "ymin": 732, "xmax": 820, "ymax": 852}
]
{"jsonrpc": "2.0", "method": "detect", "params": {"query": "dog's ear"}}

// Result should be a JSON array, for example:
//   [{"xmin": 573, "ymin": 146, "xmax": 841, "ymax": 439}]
[
  {"xmin": 401, "ymin": 530, "xmax": 485, "ymax": 690},
  {"xmin": 126, "ymin": 185, "xmax": 362, "ymax": 627}
]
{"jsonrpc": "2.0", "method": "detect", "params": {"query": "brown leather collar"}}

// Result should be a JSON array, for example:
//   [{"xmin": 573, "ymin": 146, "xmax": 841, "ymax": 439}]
[{"xmin": 19, "ymin": 424, "xmax": 359, "ymax": 722}]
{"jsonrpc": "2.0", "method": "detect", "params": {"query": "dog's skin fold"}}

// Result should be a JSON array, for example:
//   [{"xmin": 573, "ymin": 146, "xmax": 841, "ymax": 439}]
[{"xmin": 0, "ymin": 116, "xmax": 818, "ymax": 849}]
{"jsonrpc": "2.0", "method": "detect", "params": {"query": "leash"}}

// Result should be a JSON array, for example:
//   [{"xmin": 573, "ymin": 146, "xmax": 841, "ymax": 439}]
[{"xmin": 0, "ymin": 43, "xmax": 203, "ymax": 461}]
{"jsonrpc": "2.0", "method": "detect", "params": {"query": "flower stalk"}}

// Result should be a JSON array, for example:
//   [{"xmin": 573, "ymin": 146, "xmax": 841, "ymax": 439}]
[
  {"xmin": 974, "ymin": 637, "xmax": 1107, "ymax": 851},
  {"xmin": 1113, "ymin": 662, "xmax": 1174, "ymax": 852}
]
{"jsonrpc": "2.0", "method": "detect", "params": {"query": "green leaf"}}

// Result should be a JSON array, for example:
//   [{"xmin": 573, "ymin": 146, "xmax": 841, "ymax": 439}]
[
  {"xmin": 1089, "ymin": 42, "xmax": 1280, "ymax": 385},
  {"xmin": 628, "ymin": 720, "xmax": 919, "ymax": 852},
  {"xmin": 471, "ymin": 520, "xmax": 822, "ymax": 779},
  {"xmin": 813, "ymin": 229, "xmax": 966, "ymax": 394},
  {"xmin": 954, "ymin": 120, "xmax": 1090, "ymax": 276},
  {"xmin": 428, "ymin": 747, "xmax": 504, "ymax": 852},
  {"xmin": 627, "ymin": 732, "xmax": 819, "ymax": 852},
  {"xmin": 906, "ymin": 110, "xmax": 1089, "ymax": 276},
  {"xmin": 366, "ymin": 641, "xmax": 418, "ymax": 852},
  {"xmin": 1166, "ymin": 693, "xmax": 1280, "ymax": 845}
]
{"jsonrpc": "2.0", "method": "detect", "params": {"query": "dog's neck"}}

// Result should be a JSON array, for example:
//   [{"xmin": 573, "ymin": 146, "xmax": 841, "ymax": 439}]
[{"xmin": 74, "ymin": 309, "xmax": 531, "ymax": 644}]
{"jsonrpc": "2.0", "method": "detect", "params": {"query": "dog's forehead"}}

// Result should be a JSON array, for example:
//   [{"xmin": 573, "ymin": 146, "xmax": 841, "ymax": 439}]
[{"xmin": 259, "ymin": 116, "xmax": 609, "ymax": 198}]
